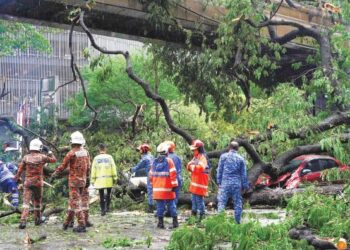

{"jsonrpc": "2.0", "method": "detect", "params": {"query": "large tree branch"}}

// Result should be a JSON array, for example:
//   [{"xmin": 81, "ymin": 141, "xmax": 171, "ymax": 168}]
[
  {"xmin": 0, "ymin": 117, "xmax": 30, "ymax": 149},
  {"xmin": 250, "ymin": 111, "xmax": 350, "ymax": 143},
  {"xmin": 0, "ymin": 116, "xmax": 60, "ymax": 153},
  {"xmin": 79, "ymin": 11, "xmax": 194, "ymax": 144}
]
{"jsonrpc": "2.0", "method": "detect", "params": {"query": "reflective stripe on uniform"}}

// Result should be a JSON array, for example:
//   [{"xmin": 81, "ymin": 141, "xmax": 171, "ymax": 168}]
[
  {"xmin": 153, "ymin": 187, "xmax": 172, "ymax": 192},
  {"xmin": 95, "ymin": 175, "xmax": 115, "ymax": 179},
  {"xmin": 171, "ymin": 180, "xmax": 178, "ymax": 186},
  {"xmin": 169, "ymin": 168, "xmax": 176, "ymax": 173},
  {"xmin": 151, "ymin": 172, "xmax": 170, "ymax": 177},
  {"xmin": 191, "ymin": 182, "xmax": 208, "ymax": 189}
]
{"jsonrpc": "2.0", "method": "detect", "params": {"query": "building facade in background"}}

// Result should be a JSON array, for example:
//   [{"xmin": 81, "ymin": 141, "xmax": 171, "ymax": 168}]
[{"xmin": 0, "ymin": 29, "xmax": 143, "ymax": 120}]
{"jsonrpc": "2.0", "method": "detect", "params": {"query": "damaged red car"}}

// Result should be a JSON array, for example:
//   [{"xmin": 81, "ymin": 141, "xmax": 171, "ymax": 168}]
[{"xmin": 256, "ymin": 155, "xmax": 350, "ymax": 189}]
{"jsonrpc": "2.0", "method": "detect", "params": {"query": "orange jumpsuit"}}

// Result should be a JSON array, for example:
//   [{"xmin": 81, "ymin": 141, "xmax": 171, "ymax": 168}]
[
  {"xmin": 15, "ymin": 152, "xmax": 56, "ymax": 223},
  {"xmin": 53, "ymin": 147, "xmax": 90, "ymax": 227}
]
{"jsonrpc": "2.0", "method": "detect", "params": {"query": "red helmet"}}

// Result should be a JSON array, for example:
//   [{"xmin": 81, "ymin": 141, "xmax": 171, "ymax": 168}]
[
  {"xmin": 189, "ymin": 139, "xmax": 204, "ymax": 150},
  {"xmin": 164, "ymin": 141, "xmax": 176, "ymax": 152},
  {"xmin": 137, "ymin": 143, "xmax": 151, "ymax": 153}
]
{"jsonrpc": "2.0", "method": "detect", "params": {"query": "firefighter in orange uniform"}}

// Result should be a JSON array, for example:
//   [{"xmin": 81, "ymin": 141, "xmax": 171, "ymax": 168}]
[
  {"xmin": 150, "ymin": 143, "xmax": 178, "ymax": 229},
  {"xmin": 186, "ymin": 139, "xmax": 209, "ymax": 222},
  {"xmin": 51, "ymin": 131, "xmax": 90, "ymax": 233},
  {"xmin": 15, "ymin": 139, "xmax": 56, "ymax": 229}
]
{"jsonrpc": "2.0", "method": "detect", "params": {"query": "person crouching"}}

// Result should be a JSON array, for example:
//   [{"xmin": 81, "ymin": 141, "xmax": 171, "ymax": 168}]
[{"xmin": 150, "ymin": 143, "xmax": 178, "ymax": 229}]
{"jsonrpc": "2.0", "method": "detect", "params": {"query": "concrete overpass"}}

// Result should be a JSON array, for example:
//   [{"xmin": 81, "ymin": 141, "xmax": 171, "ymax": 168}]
[{"xmin": 0, "ymin": 0, "xmax": 336, "ymax": 47}]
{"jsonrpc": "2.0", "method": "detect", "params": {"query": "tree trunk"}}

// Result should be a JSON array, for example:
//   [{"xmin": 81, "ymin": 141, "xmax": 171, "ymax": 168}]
[
  {"xmin": 248, "ymin": 184, "xmax": 344, "ymax": 206},
  {"xmin": 174, "ymin": 184, "xmax": 345, "ymax": 207}
]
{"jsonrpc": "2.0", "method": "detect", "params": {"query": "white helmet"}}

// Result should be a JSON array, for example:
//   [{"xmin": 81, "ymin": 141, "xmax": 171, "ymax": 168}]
[
  {"xmin": 156, "ymin": 142, "xmax": 169, "ymax": 155},
  {"xmin": 29, "ymin": 138, "xmax": 43, "ymax": 151},
  {"xmin": 70, "ymin": 131, "xmax": 85, "ymax": 145}
]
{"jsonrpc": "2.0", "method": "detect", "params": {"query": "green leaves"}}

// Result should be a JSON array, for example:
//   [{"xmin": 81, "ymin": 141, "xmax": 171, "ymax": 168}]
[
  {"xmin": 0, "ymin": 20, "xmax": 51, "ymax": 56},
  {"xmin": 66, "ymin": 53, "xmax": 181, "ymax": 128}
]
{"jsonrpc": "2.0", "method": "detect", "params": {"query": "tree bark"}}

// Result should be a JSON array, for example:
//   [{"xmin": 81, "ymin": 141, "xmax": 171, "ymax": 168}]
[{"xmin": 174, "ymin": 184, "xmax": 345, "ymax": 207}]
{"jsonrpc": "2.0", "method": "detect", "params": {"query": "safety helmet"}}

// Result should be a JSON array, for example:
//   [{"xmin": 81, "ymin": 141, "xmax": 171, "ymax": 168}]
[
  {"xmin": 189, "ymin": 139, "xmax": 204, "ymax": 151},
  {"xmin": 137, "ymin": 143, "xmax": 151, "ymax": 154},
  {"xmin": 29, "ymin": 138, "xmax": 43, "ymax": 151},
  {"xmin": 157, "ymin": 143, "xmax": 169, "ymax": 155},
  {"xmin": 70, "ymin": 131, "xmax": 85, "ymax": 145},
  {"xmin": 164, "ymin": 141, "xmax": 175, "ymax": 152}
]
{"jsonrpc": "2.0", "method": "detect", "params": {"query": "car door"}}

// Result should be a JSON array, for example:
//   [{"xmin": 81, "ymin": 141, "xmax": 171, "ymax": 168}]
[{"xmin": 300, "ymin": 159, "xmax": 322, "ymax": 182}]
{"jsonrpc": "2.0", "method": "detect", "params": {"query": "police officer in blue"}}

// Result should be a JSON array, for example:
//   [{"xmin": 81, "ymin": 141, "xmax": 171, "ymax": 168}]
[
  {"xmin": 131, "ymin": 143, "xmax": 155, "ymax": 213},
  {"xmin": 217, "ymin": 141, "xmax": 249, "ymax": 224},
  {"xmin": 0, "ymin": 160, "xmax": 19, "ymax": 209}
]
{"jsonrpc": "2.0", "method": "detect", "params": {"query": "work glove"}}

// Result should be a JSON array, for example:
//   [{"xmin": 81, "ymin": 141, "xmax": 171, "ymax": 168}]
[{"xmin": 47, "ymin": 150, "xmax": 53, "ymax": 156}]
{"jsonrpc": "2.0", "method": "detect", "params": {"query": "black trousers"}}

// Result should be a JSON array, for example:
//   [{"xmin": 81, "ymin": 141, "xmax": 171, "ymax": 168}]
[{"xmin": 99, "ymin": 188, "xmax": 112, "ymax": 211}]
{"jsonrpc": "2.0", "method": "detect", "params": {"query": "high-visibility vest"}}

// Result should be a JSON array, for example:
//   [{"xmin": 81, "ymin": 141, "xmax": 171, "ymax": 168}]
[
  {"xmin": 187, "ymin": 154, "xmax": 209, "ymax": 196},
  {"xmin": 91, "ymin": 154, "xmax": 117, "ymax": 189},
  {"xmin": 150, "ymin": 156, "xmax": 178, "ymax": 200}
]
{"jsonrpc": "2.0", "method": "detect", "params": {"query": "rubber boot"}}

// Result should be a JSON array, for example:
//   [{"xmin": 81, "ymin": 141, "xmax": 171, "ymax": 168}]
[
  {"xmin": 19, "ymin": 221, "xmax": 26, "ymax": 229},
  {"xmin": 73, "ymin": 225, "xmax": 86, "ymax": 233},
  {"xmin": 146, "ymin": 204, "xmax": 154, "ymax": 213},
  {"xmin": 157, "ymin": 217, "xmax": 165, "ymax": 229},
  {"xmin": 172, "ymin": 216, "xmax": 179, "ymax": 229}
]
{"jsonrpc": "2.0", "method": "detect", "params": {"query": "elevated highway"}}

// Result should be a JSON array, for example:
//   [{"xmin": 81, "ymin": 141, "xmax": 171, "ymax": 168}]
[{"xmin": 0, "ymin": 0, "xmax": 337, "ymax": 47}]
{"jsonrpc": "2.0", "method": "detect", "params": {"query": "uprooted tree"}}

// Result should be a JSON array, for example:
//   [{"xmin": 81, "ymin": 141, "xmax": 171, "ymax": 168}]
[
  {"xmin": 1, "ymin": 0, "xmax": 350, "ymax": 204},
  {"xmin": 57, "ymin": 0, "xmax": 350, "ymax": 188}
]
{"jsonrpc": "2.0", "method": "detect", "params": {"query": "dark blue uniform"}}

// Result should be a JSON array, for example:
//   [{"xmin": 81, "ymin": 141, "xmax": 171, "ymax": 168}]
[
  {"xmin": 217, "ymin": 150, "xmax": 249, "ymax": 223},
  {"xmin": 131, "ymin": 153, "xmax": 154, "ymax": 205}
]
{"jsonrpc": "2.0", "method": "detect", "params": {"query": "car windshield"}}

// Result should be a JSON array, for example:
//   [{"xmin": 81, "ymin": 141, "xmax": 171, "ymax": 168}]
[{"xmin": 280, "ymin": 160, "xmax": 303, "ymax": 175}]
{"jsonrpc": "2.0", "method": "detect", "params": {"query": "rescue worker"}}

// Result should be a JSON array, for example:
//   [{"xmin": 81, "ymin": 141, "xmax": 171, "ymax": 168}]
[
  {"xmin": 14, "ymin": 138, "xmax": 56, "ymax": 229},
  {"xmin": 91, "ymin": 143, "xmax": 117, "ymax": 216},
  {"xmin": 0, "ymin": 160, "xmax": 19, "ymax": 209},
  {"xmin": 150, "ymin": 143, "xmax": 178, "ymax": 229},
  {"xmin": 216, "ymin": 141, "xmax": 249, "ymax": 224},
  {"xmin": 186, "ymin": 139, "xmax": 209, "ymax": 222},
  {"xmin": 51, "ymin": 131, "xmax": 90, "ymax": 233},
  {"xmin": 131, "ymin": 143, "xmax": 154, "ymax": 213}
]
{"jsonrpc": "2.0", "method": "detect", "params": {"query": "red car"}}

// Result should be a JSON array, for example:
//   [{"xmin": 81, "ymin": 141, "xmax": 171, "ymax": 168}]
[{"xmin": 256, "ymin": 155, "xmax": 350, "ymax": 189}]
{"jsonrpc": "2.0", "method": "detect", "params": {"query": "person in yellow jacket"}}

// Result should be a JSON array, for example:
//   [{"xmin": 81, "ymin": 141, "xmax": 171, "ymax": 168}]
[{"xmin": 91, "ymin": 143, "xmax": 117, "ymax": 216}]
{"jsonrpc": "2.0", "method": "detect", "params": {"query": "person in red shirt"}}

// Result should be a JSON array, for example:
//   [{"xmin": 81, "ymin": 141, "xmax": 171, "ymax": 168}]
[
  {"xmin": 186, "ymin": 139, "xmax": 209, "ymax": 222},
  {"xmin": 150, "ymin": 143, "xmax": 178, "ymax": 229},
  {"xmin": 51, "ymin": 131, "xmax": 90, "ymax": 233},
  {"xmin": 15, "ymin": 139, "xmax": 56, "ymax": 229}
]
